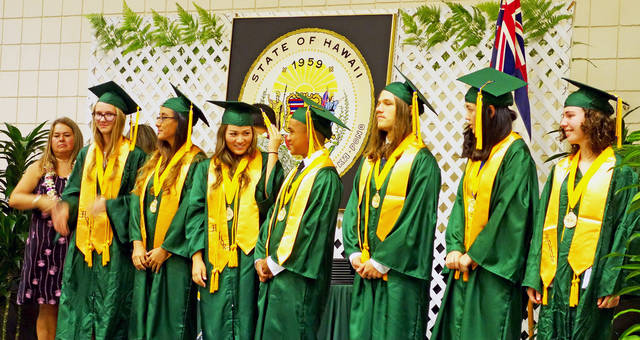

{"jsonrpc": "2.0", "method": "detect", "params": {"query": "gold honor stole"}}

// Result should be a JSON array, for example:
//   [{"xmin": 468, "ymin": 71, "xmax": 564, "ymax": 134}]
[
  {"xmin": 457, "ymin": 132, "xmax": 521, "ymax": 281},
  {"xmin": 138, "ymin": 145, "xmax": 201, "ymax": 250},
  {"xmin": 77, "ymin": 139, "xmax": 131, "ymax": 267},
  {"xmin": 206, "ymin": 151, "xmax": 263, "ymax": 293},
  {"xmin": 265, "ymin": 149, "xmax": 335, "ymax": 265},
  {"xmin": 356, "ymin": 134, "xmax": 422, "ymax": 268},
  {"xmin": 539, "ymin": 147, "xmax": 615, "ymax": 306}
]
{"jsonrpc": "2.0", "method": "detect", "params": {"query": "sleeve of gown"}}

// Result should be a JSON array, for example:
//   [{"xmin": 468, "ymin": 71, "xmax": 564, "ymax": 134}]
[
  {"xmin": 185, "ymin": 160, "xmax": 209, "ymax": 257},
  {"xmin": 341, "ymin": 159, "xmax": 364, "ymax": 260},
  {"xmin": 466, "ymin": 142, "xmax": 539, "ymax": 283},
  {"xmin": 256, "ymin": 155, "xmax": 285, "ymax": 220},
  {"xmin": 161, "ymin": 158, "xmax": 203, "ymax": 258},
  {"xmin": 276, "ymin": 168, "xmax": 343, "ymax": 280},
  {"xmin": 60, "ymin": 147, "xmax": 88, "ymax": 232},
  {"xmin": 372, "ymin": 149, "xmax": 442, "ymax": 281},
  {"xmin": 522, "ymin": 166, "xmax": 555, "ymax": 291},
  {"xmin": 254, "ymin": 207, "xmax": 273, "ymax": 261},
  {"xmin": 129, "ymin": 192, "xmax": 142, "ymax": 242},
  {"xmin": 106, "ymin": 147, "xmax": 147, "ymax": 245},
  {"xmin": 597, "ymin": 165, "xmax": 639, "ymax": 297},
  {"xmin": 445, "ymin": 178, "xmax": 466, "ymax": 254}
]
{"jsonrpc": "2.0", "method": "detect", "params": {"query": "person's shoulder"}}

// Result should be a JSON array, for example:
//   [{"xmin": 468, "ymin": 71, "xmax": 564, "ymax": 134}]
[{"xmin": 25, "ymin": 160, "xmax": 45, "ymax": 178}]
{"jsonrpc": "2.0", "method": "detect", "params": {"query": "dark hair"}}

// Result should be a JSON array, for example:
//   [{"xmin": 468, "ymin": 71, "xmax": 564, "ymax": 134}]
[
  {"xmin": 462, "ymin": 105, "xmax": 516, "ymax": 161},
  {"xmin": 365, "ymin": 93, "xmax": 413, "ymax": 161},
  {"xmin": 560, "ymin": 108, "xmax": 615, "ymax": 155},
  {"xmin": 210, "ymin": 124, "xmax": 257, "ymax": 190},
  {"xmin": 253, "ymin": 103, "xmax": 276, "ymax": 128}
]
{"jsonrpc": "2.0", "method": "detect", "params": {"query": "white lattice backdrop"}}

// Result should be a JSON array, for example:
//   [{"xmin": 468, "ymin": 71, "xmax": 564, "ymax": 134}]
[{"xmin": 88, "ymin": 5, "xmax": 574, "ymax": 339}]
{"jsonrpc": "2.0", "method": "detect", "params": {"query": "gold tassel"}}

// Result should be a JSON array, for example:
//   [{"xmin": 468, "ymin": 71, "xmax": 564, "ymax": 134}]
[
  {"xmin": 463, "ymin": 272, "xmax": 469, "ymax": 282},
  {"xmin": 305, "ymin": 106, "xmax": 318, "ymax": 155},
  {"xmin": 569, "ymin": 273, "xmax": 580, "ymax": 307},
  {"xmin": 102, "ymin": 248, "xmax": 109, "ymax": 266},
  {"xmin": 85, "ymin": 249, "xmax": 93, "ymax": 268},
  {"xmin": 542, "ymin": 286, "xmax": 548, "ymax": 305},
  {"xmin": 616, "ymin": 96, "xmax": 623, "ymax": 148},
  {"xmin": 360, "ymin": 248, "xmax": 370, "ymax": 262},
  {"xmin": 475, "ymin": 89, "xmax": 484, "ymax": 150},
  {"xmin": 129, "ymin": 106, "xmax": 140, "ymax": 151},
  {"xmin": 209, "ymin": 270, "xmax": 219, "ymax": 293},
  {"xmin": 411, "ymin": 91, "xmax": 421, "ymax": 140},
  {"xmin": 454, "ymin": 270, "xmax": 460, "ymax": 280},
  {"xmin": 382, "ymin": 274, "xmax": 388, "ymax": 282},
  {"xmin": 186, "ymin": 103, "xmax": 193, "ymax": 149},
  {"xmin": 228, "ymin": 247, "xmax": 238, "ymax": 268}
]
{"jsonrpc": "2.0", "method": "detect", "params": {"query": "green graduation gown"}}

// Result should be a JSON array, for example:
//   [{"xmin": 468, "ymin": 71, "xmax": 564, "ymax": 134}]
[
  {"xmin": 254, "ymin": 165, "xmax": 343, "ymax": 340},
  {"xmin": 56, "ymin": 145, "xmax": 147, "ymax": 340},
  {"xmin": 432, "ymin": 139, "xmax": 538, "ymax": 340},
  {"xmin": 128, "ymin": 154, "xmax": 204, "ymax": 340},
  {"xmin": 342, "ymin": 147, "xmax": 442, "ymax": 340},
  {"xmin": 186, "ymin": 153, "xmax": 284, "ymax": 340},
  {"xmin": 523, "ymin": 154, "xmax": 639, "ymax": 340}
]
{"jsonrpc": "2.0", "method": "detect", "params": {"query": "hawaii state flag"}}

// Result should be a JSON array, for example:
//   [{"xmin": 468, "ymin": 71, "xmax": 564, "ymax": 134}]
[{"xmin": 490, "ymin": 0, "xmax": 532, "ymax": 138}]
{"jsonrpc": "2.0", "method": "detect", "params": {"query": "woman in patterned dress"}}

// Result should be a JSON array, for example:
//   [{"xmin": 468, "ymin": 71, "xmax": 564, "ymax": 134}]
[{"xmin": 9, "ymin": 117, "xmax": 83, "ymax": 340}]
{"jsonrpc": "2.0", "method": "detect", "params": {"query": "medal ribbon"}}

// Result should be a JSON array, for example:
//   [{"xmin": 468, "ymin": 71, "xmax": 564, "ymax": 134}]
[{"xmin": 566, "ymin": 149, "xmax": 611, "ymax": 212}]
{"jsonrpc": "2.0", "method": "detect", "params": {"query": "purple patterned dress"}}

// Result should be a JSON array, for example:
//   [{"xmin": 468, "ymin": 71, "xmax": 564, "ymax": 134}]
[{"xmin": 17, "ymin": 174, "xmax": 69, "ymax": 305}]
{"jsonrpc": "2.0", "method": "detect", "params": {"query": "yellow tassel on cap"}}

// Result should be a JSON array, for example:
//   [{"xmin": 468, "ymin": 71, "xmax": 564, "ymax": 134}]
[
  {"xmin": 475, "ymin": 81, "xmax": 494, "ymax": 150},
  {"xmin": 129, "ymin": 106, "xmax": 140, "ymax": 151},
  {"xmin": 411, "ymin": 91, "xmax": 421, "ymax": 140},
  {"xmin": 569, "ymin": 273, "xmax": 580, "ymax": 307},
  {"xmin": 186, "ymin": 103, "xmax": 193, "ymax": 149},
  {"xmin": 615, "ymin": 95, "xmax": 623, "ymax": 148}
]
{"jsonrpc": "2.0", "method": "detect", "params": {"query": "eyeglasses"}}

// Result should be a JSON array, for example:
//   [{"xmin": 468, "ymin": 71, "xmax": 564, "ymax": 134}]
[
  {"xmin": 93, "ymin": 112, "xmax": 117, "ymax": 122},
  {"xmin": 156, "ymin": 115, "xmax": 178, "ymax": 123}
]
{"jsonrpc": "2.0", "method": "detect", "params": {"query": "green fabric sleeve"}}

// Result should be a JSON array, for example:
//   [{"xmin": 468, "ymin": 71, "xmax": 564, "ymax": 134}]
[
  {"xmin": 255, "ymin": 152, "xmax": 285, "ymax": 221},
  {"xmin": 445, "ymin": 178, "xmax": 466, "ymax": 254},
  {"xmin": 185, "ymin": 159, "xmax": 210, "ymax": 257},
  {"xmin": 161, "ymin": 156, "xmax": 204, "ymax": 258},
  {"xmin": 466, "ymin": 141, "xmax": 539, "ymax": 283},
  {"xmin": 105, "ymin": 147, "xmax": 147, "ymax": 245},
  {"xmin": 522, "ymin": 169, "xmax": 554, "ymax": 292},
  {"xmin": 129, "ymin": 193, "xmax": 143, "ymax": 242},
  {"xmin": 341, "ymin": 159, "xmax": 365, "ymax": 259},
  {"xmin": 61, "ymin": 146, "xmax": 88, "ymax": 232},
  {"xmin": 372, "ymin": 148, "xmax": 442, "ymax": 281}
]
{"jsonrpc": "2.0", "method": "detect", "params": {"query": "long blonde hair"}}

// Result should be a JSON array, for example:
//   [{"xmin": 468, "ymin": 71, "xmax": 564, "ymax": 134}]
[
  {"xmin": 40, "ymin": 117, "xmax": 84, "ymax": 172},
  {"xmin": 210, "ymin": 124, "xmax": 258, "ymax": 191},
  {"xmin": 365, "ymin": 93, "xmax": 413, "ymax": 161}
]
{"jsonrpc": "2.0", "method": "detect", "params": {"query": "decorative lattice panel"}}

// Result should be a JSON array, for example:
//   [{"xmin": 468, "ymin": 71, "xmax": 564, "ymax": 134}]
[{"xmin": 89, "ymin": 5, "xmax": 573, "ymax": 339}]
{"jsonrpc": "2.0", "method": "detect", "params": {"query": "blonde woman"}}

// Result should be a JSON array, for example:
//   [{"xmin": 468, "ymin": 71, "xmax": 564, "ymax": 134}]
[
  {"xmin": 9, "ymin": 117, "xmax": 83, "ymax": 340},
  {"xmin": 51, "ymin": 81, "xmax": 147, "ymax": 339}
]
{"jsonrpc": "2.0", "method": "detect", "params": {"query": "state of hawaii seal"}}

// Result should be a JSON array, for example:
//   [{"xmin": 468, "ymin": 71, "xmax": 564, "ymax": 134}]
[{"xmin": 239, "ymin": 28, "xmax": 375, "ymax": 175}]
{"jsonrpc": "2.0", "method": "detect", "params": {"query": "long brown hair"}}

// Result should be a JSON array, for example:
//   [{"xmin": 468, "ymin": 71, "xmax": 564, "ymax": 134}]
[
  {"xmin": 133, "ymin": 110, "xmax": 190, "ymax": 195},
  {"xmin": 560, "ymin": 108, "xmax": 615, "ymax": 155},
  {"xmin": 134, "ymin": 124, "xmax": 158, "ymax": 155},
  {"xmin": 87, "ymin": 104, "xmax": 127, "ymax": 181},
  {"xmin": 40, "ymin": 117, "xmax": 84, "ymax": 172},
  {"xmin": 210, "ymin": 124, "xmax": 258, "ymax": 191},
  {"xmin": 461, "ymin": 105, "xmax": 516, "ymax": 161},
  {"xmin": 365, "ymin": 94, "xmax": 413, "ymax": 162}
]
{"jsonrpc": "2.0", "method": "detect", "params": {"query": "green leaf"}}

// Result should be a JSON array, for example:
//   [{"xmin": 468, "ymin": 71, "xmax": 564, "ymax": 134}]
[
  {"xmin": 176, "ymin": 3, "xmax": 198, "ymax": 44},
  {"xmin": 545, "ymin": 152, "xmax": 569, "ymax": 163}
]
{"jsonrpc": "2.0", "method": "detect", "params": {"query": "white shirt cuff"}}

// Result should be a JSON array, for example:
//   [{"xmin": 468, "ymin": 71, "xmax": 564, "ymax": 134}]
[
  {"xmin": 267, "ymin": 256, "xmax": 286, "ymax": 276},
  {"xmin": 349, "ymin": 252, "xmax": 362, "ymax": 264},
  {"xmin": 369, "ymin": 258, "xmax": 390, "ymax": 274}
]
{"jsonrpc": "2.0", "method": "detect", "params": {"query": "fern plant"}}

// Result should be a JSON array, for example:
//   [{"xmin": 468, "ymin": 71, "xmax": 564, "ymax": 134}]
[{"xmin": 86, "ymin": 1, "xmax": 225, "ymax": 55}]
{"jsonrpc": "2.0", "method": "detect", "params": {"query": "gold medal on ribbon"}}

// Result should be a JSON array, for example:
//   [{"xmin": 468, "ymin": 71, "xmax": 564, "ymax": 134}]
[
  {"xmin": 149, "ymin": 198, "xmax": 158, "ymax": 214},
  {"xmin": 371, "ymin": 192, "xmax": 381, "ymax": 208},
  {"xmin": 277, "ymin": 208, "xmax": 286, "ymax": 221},
  {"xmin": 226, "ymin": 206, "xmax": 234, "ymax": 221},
  {"xmin": 564, "ymin": 211, "xmax": 577, "ymax": 229}
]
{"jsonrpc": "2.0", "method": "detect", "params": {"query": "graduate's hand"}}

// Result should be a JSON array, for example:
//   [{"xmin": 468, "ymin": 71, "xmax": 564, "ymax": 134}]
[
  {"xmin": 526, "ymin": 287, "xmax": 542, "ymax": 304},
  {"xmin": 358, "ymin": 261, "xmax": 384, "ymax": 280},
  {"xmin": 51, "ymin": 202, "xmax": 70, "ymax": 236},
  {"xmin": 458, "ymin": 253, "xmax": 476, "ymax": 273},
  {"xmin": 131, "ymin": 240, "xmax": 148, "ymax": 270},
  {"xmin": 445, "ymin": 251, "xmax": 463, "ymax": 270},
  {"xmin": 89, "ymin": 196, "xmax": 107, "ymax": 216},
  {"xmin": 267, "ymin": 123, "xmax": 282, "ymax": 153},
  {"xmin": 350, "ymin": 256, "xmax": 363, "ymax": 273},
  {"xmin": 147, "ymin": 247, "xmax": 170, "ymax": 273},
  {"xmin": 191, "ymin": 251, "xmax": 207, "ymax": 287},
  {"xmin": 597, "ymin": 295, "xmax": 620, "ymax": 309},
  {"xmin": 254, "ymin": 259, "xmax": 273, "ymax": 282}
]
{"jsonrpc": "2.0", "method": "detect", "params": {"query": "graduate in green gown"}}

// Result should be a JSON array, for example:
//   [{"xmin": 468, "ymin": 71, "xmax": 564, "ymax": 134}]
[
  {"xmin": 253, "ymin": 93, "xmax": 345, "ymax": 339},
  {"xmin": 187, "ymin": 101, "xmax": 285, "ymax": 340},
  {"xmin": 51, "ymin": 81, "xmax": 147, "ymax": 339},
  {"xmin": 128, "ymin": 84, "xmax": 208, "ymax": 340},
  {"xmin": 342, "ymin": 70, "xmax": 441, "ymax": 340},
  {"xmin": 432, "ymin": 68, "xmax": 539, "ymax": 340},
  {"xmin": 523, "ymin": 79, "xmax": 639, "ymax": 340}
]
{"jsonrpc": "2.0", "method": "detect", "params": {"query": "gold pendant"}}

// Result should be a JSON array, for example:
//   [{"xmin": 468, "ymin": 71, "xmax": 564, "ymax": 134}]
[
  {"xmin": 564, "ymin": 211, "xmax": 577, "ymax": 229},
  {"xmin": 277, "ymin": 208, "xmax": 287, "ymax": 221},
  {"xmin": 226, "ymin": 206, "xmax": 234, "ymax": 221},
  {"xmin": 149, "ymin": 198, "xmax": 158, "ymax": 214},
  {"xmin": 371, "ymin": 192, "xmax": 381, "ymax": 209}
]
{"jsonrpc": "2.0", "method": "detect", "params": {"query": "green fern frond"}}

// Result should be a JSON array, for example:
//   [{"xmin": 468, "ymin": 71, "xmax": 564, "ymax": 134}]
[
  {"xmin": 446, "ymin": 2, "xmax": 488, "ymax": 51},
  {"xmin": 476, "ymin": 1, "xmax": 500, "ymax": 22},
  {"xmin": 194, "ymin": 3, "xmax": 224, "ymax": 44},
  {"xmin": 118, "ymin": 0, "xmax": 152, "ymax": 55},
  {"xmin": 522, "ymin": 0, "xmax": 571, "ymax": 41},
  {"xmin": 176, "ymin": 3, "xmax": 198, "ymax": 44},
  {"xmin": 151, "ymin": 9, "xmax": 181, "ymax": 47},
  {"xmin": 400, "ymin": 10, "xmax": 418, "ymax": 35},
  {"xmin": 85, "ymin": 13, "xmax": 122, "ymax": 52}
]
